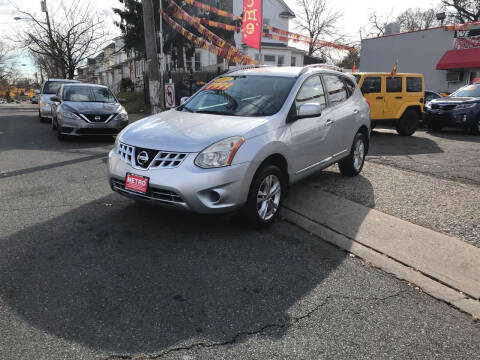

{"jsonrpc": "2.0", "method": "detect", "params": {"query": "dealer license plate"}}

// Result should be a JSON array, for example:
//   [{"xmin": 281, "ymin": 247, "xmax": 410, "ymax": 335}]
[{"xmin": 125, "ymin": 173, "xmax": 149, "ymax": 194}]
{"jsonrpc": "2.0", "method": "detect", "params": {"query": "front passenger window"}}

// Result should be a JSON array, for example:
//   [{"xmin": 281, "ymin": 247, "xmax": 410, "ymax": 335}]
[{"xmin": 295, "ymin": 75, "xmax": 327, "ymax": 113}]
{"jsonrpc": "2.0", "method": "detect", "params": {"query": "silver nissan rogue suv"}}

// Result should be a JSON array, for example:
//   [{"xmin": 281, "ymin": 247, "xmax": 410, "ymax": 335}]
[{"xmin": 108, "ymin": 65, "xmax": 371, "ymax": 227}]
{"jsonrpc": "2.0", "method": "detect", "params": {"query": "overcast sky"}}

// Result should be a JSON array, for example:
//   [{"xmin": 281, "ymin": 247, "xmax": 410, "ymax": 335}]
[{"xmin": 0, "ymin": 0, "xmax": 439, "ymax": 78}]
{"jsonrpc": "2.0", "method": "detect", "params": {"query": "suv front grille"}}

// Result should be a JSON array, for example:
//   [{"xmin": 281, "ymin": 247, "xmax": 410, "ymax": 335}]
[
  {"xmin": 118, "ymin": 142, "xmax": 188, "ymax": 169},
  {"xmin": 111, "ymin": 178, "xmax": 185, "ymax": 205},
  {"xmin": 431, "ymin": 104, "xmax": 456, "ymax": 111}
]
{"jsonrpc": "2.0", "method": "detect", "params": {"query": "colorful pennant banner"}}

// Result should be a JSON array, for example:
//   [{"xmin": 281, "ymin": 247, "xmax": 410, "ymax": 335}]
[
  {"xmin": 166, "ymin": 0, "xmax": 255, "ymax": 64},
  {"xmin": 444, "ymin": 20, "xmax": 480, "ymax": 31},
  {"xmin": 184, "ymin": 0, "xmax": 241, "ymax": 21},
  {"xmin": 160, "ymin": 10, "xmax": 256, "ymax": 65}
]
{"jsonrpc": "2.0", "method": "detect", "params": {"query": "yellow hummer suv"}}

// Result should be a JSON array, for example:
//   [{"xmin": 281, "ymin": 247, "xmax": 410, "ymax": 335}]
[{"xmin": 353, "ymin": 73, "xmax": 424, "ymax": 136}]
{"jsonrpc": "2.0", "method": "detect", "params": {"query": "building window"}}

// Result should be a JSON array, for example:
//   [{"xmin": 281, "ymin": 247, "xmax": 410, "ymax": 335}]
[
  {"xmin": 291, "ymin": 56, "xmax": 296, "ymax": 66},
  {"xmin": 264, "ymin": 55, "xmax": 276, "ymax": 63},
  {"xmin": 277, "ymin": 55, "xmax": 284, "ymax": 66},
  {"xmin": 195, "ymin": 52, "xmax": 201, "ymax": 71},
  {"xmin": 135, "ymin": 61, "xmax": 143, "ymax": 77}
]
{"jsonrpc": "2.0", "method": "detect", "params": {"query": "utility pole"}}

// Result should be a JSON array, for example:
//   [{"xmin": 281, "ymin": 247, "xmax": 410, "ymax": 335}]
[
  {"xmin": 159, "ymin": 0, "xmax": 165, "ymax": 99},
  {"xmin": 142, "ymin": 0, "xmax": 163, "ymax": 113}
]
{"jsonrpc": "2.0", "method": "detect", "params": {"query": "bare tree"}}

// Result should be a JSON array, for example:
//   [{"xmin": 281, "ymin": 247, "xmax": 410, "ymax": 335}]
[
  {"xmin": 295, "ymin": 0, "xmax": 343, "ymax": 56},
  {"xmin": 360, "ymin": 10, "xmax": 394, "ymax": 38},
  {"xmin": 397, "ymin": 8, "xmax": 441, "ymax": 32},
  {"xmin": 13, "ymin": 0, "xmax": 108, "ymax": 79},
  {"xmin": 361, "ymin": 7, "xmax": 441, "ymax": 39},
  {"xmin": 441, "ymin": 0, "xmax": 480, "ymax": 22}
]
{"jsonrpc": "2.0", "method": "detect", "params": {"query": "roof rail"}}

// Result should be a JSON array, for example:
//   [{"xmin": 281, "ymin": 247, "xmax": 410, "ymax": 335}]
[
  {"xmin": 299, "ymin": 64, "xmax": 343, "ymax": 76},
  {"xmin": 225, "ymin": 64, "xmax": 273, "ymax": 74}
]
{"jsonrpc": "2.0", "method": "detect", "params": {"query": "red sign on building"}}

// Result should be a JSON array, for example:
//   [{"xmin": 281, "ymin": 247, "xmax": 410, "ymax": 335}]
[{"xmin": 242, "ymin": 0, "xmax": 262, "ymax": 50}]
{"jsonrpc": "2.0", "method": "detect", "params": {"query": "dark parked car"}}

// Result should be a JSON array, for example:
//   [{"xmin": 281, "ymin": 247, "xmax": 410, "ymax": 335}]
[{"xmin": 424, "ymin": 84, "xmax": 480, "ymax": 134}]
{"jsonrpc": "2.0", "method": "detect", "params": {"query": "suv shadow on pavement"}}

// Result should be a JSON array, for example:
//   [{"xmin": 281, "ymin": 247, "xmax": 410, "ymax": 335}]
[
  {"xmin": 0, "ymin": 174, "xmax": 374, "ymax": 356},
  {"xmin": 369, "ymin": 128, "xmax": 443, "ymax": 157},
  {"xmin": 426, "ymin": 128, "xmax": 480, "ymax": 143}
]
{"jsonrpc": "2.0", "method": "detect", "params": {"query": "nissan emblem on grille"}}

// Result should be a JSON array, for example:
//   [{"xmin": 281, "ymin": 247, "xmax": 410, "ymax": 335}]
[
  {"xmin": 137, "ymin": 151, "xmax": 149, "ymax": 166},
  {"xmin": 95, "ymin": 116, "xmax": 101, "ymax": 121}
]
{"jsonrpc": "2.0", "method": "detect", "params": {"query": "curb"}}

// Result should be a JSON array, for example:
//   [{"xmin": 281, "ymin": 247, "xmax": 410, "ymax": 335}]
[{"xmin": 281, "ymin": 207, "xmax": 480, "ymax": 319}]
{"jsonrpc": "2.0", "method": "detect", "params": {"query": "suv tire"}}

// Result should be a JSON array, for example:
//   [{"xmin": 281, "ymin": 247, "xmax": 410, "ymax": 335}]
[
  {"xmin": 396, "ymin": 110, "xmax": 419, "ymax": 136},
  {"xmin": 243, "ymin": 164, "xmax": 285, "ymax": 229},
  {"xmin": 339, "ymin": 132, "xmax": 367, "ymax": 177}
]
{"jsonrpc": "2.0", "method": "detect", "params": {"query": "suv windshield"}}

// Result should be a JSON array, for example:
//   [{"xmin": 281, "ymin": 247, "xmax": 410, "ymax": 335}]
[
  {"xmin": 451, "ymin": 84, "xmax": 480, "ymax": 98},
  {"xmin": 43, "ymin": 81, "xmax": 76, "ymax": 94},
  {"xmin": 181, "ymin": 75, "xmax": 296, "ymax": 116},
  {"xmin": 63, "ymin": 86, "xmax": 116, "ymax": 103}
]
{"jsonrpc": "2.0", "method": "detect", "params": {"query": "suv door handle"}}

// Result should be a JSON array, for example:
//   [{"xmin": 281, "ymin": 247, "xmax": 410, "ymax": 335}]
[
  {"xmin": 353, "ymin": 109, "xmax": 359, "ymax": 115},
  {"xmin": 326, "ymin": 119, "xmax": 334, "ymax": 126},
  {"xmin": 396, "ymin": 96, "xmax": 403, "ymax": 99},
  {"xmin": 376, "ymin": 96, "xmax": 383, "ymax": 100}
]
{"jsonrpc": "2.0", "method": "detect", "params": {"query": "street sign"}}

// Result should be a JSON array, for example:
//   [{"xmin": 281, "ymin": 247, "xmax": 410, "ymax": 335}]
[{"xmin": 165, "ymin": 84, "xmax": 175, "ymax": 108}]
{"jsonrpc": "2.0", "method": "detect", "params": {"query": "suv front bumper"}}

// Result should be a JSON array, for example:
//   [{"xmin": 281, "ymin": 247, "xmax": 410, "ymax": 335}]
[
  {"xmin": 425, "ymin": 108, "xmax": 478, "ymax": 128},
  {"xmin": 107, "ymin": 150, "xmax": 254, "ymax": 214}
]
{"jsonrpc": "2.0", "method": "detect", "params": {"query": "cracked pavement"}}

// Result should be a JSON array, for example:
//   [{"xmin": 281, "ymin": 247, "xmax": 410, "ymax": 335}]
[{"xmin": 0, "ymin": 106, "xmax": 479, "ymax": 359}]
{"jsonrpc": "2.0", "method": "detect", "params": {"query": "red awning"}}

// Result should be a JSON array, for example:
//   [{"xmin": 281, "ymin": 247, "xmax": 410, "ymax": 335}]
[{"xmin": 436, "ymin": 48, "xmax": 480, "ymax": 70}]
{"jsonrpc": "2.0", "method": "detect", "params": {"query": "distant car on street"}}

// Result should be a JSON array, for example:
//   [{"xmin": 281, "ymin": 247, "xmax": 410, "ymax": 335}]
[
  {"xmin": 0, "ymin": 98, "xmax": 6, "ymax": 104},
  {"xmin": 31, "ymin": 94, "xmax": 39, "ymax": 104},
  {"xmin": 354, "ymin": 72, "xmax": 424, "ymax": 136},
  {"xmin": 50, "ymin": 83, "xmax": 129, "ymax": 139},
  {"xmin": 425, "ymin": 83, "xmax": 480, "ymax": 134},
  {"xmin": 38, "ymin": 79, "xmax": 80, "ymax": 122},
  {"xmin": 108, "ymin": 65, "xmax": 371, "ymax": 227}
]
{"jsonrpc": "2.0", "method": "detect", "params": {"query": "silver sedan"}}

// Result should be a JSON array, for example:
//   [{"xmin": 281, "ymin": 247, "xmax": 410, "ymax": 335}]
[{"xmin": 108, "ymin": 66, "xmax": 370, "ymax": 227}]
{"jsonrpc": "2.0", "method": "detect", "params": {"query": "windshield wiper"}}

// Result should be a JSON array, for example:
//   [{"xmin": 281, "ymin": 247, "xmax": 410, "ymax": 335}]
[
  {"xmin": 194, "ymin": 110, "xmax": 231, "ymax": 115},
  {"xmin": 182, "ymin": 106, "xmax": 194, "ymax": 112}
]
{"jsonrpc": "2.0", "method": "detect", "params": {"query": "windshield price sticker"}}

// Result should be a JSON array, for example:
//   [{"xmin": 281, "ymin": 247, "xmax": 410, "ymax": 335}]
[{"xmin": 205, "ymin": 77, "xmax": 234, "ymax": 91}]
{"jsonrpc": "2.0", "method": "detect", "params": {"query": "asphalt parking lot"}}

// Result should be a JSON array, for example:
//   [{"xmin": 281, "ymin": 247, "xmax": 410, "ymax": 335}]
[{"xmin": 1, "ymin": 104, "xmax": 479, "ymax": 359}]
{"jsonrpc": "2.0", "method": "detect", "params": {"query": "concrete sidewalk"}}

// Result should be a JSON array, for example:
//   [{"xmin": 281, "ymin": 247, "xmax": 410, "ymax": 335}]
[{"xmin": 282, "ymin": 184, "xmax": 480, "ymax": 318}]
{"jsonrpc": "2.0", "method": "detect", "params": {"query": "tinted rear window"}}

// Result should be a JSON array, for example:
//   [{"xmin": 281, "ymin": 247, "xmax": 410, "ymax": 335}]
[
  {"xmin": 386, "ymin": 77, "xmax": 402, "ymax": 93},
  {"xmin": 43, "ymin": 81, "xmax": 77, "ymax": 94},
  {"xmin": 407, "ymin": 77, "xmax": 422, "ymax": 92}
]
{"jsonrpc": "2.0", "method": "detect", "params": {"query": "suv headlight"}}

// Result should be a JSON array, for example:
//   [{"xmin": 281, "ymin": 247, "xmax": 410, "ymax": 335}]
[
  {"xmin": 195, "ymin": 136, "xmax": 245, "ymax": 169},
  {"xmin": 60, "ymin": 110, "xmax": 82, "ymax": 120},
  {"xmin": 456, "ymin": 103, "xmax": 477, "ymax": 110}
]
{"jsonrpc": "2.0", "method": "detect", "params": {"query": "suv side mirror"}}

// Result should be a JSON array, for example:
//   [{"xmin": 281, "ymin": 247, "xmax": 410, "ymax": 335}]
[
  {"xmin": 35, "ymin": 89, "xmax": 40, "ymax": 94},
  {"xmin": 297, "ymin": 103, "xmax": 322, "ymax": 119},
  {"xmin": 51, "ymin": 96, "xmax": 61, "ymax": 103},
  {"xmin": 180, "ymin": 97, "xmax": 189, "ymax": 105}
]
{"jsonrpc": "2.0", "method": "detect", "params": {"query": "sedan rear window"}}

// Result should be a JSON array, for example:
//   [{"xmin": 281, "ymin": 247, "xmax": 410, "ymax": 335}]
[
  {"xmin": 181, "ymin": 75, "xmax": 296, "ymax": 116},
  {"xmin": 43, "ymin": 81, "xmax": 77, "ymax": 94}
]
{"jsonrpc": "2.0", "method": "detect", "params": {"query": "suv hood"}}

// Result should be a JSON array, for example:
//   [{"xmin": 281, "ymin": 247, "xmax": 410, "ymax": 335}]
[
  {"xmin": 63, "ymin": 101, "xmax": 122, "ymax": 114},
  {"xmin": 120, "ymin": 109, "xmax": 269, "ymax": 152},
  {"xmin": 430, "ymin": 97, "xmax": 479, "ymax": 105}
]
